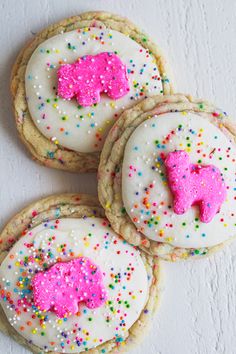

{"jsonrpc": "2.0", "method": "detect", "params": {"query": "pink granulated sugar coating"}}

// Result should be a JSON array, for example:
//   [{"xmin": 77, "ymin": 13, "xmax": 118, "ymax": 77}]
[
  {"xmin": 32, "ymin": 257, "xmax": 107, "ymax": 318},
  {"xmin": 57, "ymin": 52, "xmax": 130, "ymax": 107},
  {"xmin": 164, "ymin": 150, "xmax": 227, "ymax": 223}
]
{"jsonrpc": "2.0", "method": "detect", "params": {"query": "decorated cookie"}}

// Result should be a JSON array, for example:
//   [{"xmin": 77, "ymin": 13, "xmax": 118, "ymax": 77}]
[
  {"xmin": 98, "ymin": 94, "xmax": 236, "ymax": 261},
  {"xmin": 11, "ymin": 11, "xmax": 172, "ymax": 172},
  {"xmin": 0, "ymin": 194, "xmax": 160, "ymax": 353}
]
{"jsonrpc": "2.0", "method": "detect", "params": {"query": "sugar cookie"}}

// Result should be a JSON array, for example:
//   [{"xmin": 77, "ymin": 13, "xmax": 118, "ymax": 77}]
[
  {"xmin": 0, "ymin": 194, "xmax": 160, "ymax": 353},
  {"xmin": 11, "ymin": 12, "xmax": 171, "ymax": 172},
  {"xmin": 98, "ymin": 94, "xmax": 236, "ymax": 260}
]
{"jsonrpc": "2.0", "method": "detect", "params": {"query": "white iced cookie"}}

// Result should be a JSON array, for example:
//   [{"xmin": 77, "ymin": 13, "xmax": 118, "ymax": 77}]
[
  {"xmin": 122, "ymin": 112, "xmax": 236, "ymax": 249},
  {"xmin": 0, "ymin": 217, "xmax": 151, "ymax": 353},
  {"xmin": 25, "ymin": 27, "xmax": 163, "ymax": 153},
  {"xmin": 12, "ymin": 12, "xmax": 171, "ymax": 172},
  {"xmin": 98, "ymin": 94, "xmax": 236, "ymax": 260}
]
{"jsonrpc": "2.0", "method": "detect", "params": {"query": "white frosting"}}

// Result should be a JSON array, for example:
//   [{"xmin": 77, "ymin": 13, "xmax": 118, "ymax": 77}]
[
  {"xmin": 122, "ymin": 112, "xmax": 236, "ymax": 248},
  {"xmin": 25, "ymin": 27, "xmax": 163, "ymax": 153},
  {"xmin": 0, "ymin": 218, "xmax": 149, "ymax": 353}
]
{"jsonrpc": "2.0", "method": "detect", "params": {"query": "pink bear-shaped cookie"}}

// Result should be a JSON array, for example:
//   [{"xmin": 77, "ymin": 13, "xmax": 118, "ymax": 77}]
[
  {"xmin": 32, "ymin": 257, "xmax": 107, "ymax": 318},
  {"xmin": 57, "ymin": 52, "xmax": 130, "ymax": 107},
  {"xmin": 164, "ymin": 150, "xmax": 227, "ymax": 223}
]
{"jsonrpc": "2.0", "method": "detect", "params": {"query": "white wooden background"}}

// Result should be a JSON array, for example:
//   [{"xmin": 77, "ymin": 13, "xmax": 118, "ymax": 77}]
[{"xmin": 0, "ymin": 1, "xmax": 236, "ymax": 353}]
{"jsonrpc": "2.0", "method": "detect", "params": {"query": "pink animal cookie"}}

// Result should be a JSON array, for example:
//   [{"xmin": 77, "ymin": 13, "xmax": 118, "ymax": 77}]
[
  {"xmin": 57, "ymin": 52, "xmax": 130, "ymax": 107},
  {"xmin": 164, "ymin": 150, "xmax": 227, "ymax": 223},
  {"xmin": 32, "ymin": 257, "xmax": 107, "ymax": 318}
]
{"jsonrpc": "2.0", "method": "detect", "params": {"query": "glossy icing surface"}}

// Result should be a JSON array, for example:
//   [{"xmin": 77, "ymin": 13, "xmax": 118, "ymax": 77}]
[
  {"xmin": 25, "ymin": 27, "xmax": 163, "ymax": 153},
  {"xmin": 0, "ymin": 218, "xmax": 149, "ymax": 352},
  {"xmin": 122, "ymin": 112, "xmax": 236, "ymax": 248}
]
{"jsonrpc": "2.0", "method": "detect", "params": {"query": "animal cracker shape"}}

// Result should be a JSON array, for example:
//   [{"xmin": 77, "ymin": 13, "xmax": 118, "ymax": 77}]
[
  {"xmin": 57, "ymin": 52, "xmax": 130, "ymax": 107},
  {"xmin": 164, "ymin": 150, "xmax": 227, "ymax": 223},
  {"xmin": 32, "ymin": 257, "xmax": 107, "ymax": 318}
]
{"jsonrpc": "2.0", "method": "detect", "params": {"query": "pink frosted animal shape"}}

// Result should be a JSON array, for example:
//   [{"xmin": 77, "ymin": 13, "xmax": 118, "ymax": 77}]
[
  {"xmin": 32, "ymin": 257, "xmax": 107, "ymax": 318},
  {"xmin": 164, "ymin": 150, "xmax": 227, "ymax": 223},
  {"xmin": 57, "ymin": 52, "xmax": 130, "ymax": 106}
]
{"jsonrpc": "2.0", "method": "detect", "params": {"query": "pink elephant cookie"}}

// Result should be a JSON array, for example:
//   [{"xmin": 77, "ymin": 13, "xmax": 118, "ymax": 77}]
[
  {"xmin": 32, "ymin": 257, "xmax": 107, "ymax": 318},
  {"xmin": 164, "ymin": 150, "xmax": 227, "ymax": 223},
  {"xmin": 57, "ymin": 52, "xmax": 130, "ymax": 106}
]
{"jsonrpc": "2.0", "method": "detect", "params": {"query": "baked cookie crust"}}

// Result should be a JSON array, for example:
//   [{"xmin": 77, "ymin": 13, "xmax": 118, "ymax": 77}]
[
  {"xmin": 98, "ymin": 94, "xmax": 236, "ymax": 261},
  {"xmin": 0, "ymin": 194, "xmax": 161, "ymax": 354},
  {"xmin": 11, "ymin": 11, "xmax": 172, "ymax": 172}
]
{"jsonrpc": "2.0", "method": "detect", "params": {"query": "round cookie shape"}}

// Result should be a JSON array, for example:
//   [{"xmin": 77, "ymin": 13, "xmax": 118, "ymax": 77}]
[
  {"xmin": 98, "ymin": 94, "xmax": 236, "ymax": 260},
  {"xmin": 0, "ymin": 194, "xmax": 160, "ymax": 354},
  {"xmin": 12, "ymin": 11, "xmax": 171, "ymax": 172},
  {"xmin": 122, "ymin": 112, "xmax": 234, "ymax": 249},
  {"xmin": 0, "ymin": 218, "xmax": 148, "ymax": 352}
]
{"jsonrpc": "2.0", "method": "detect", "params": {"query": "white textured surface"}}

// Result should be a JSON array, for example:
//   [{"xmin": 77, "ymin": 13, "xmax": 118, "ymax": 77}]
[{"xmin": 0, "ymin": 1, "xmax": 236, "ymax": 353}]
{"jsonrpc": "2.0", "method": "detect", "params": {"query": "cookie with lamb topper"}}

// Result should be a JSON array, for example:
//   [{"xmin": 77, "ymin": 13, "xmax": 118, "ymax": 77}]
[{"xmin": 98, "ymin": 93, "xmax": 236, "ymax": 261}]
